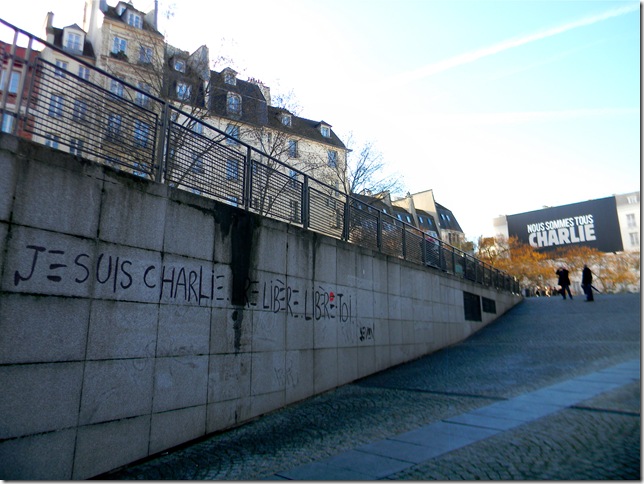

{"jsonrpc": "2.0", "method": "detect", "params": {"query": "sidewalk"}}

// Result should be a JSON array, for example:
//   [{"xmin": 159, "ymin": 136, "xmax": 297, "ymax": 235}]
[{"xmin": 101, "ymin": 293, "xmax": 641, "ymax": 480}]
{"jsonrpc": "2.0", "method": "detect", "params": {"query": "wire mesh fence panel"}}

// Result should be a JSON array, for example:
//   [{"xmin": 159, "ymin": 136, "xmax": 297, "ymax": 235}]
[
  {"xmin": 165, "ymin": 120, "xmax": 245, "ymax": 205},
  {"xmin": 424, "ymin": 237, "xmax": 442, "ymax": 269},
  {"xmin": 309, "ymin": 185, "xmax": 345, "ymax": 239},
  {"xmin": 348, "ymin": 200, "xmax": 379, "ymax": 251},
  {"xmin": 475, "ymin": 261, "xmax": 484, "ymax": 284},
  {"xmin": 25, "ymin": 58, "xmax": 159, "ymax": 177},
  {"xmin": 442, "ymin": 245, "xmax": 455, "ymax": 274},
  {"xmin": 462, "ymin": 255, "xmax": 476, "ymax": 281},
  {"xmin": 249, "ymin": 158, "xmax": 303, "ymax": 225},
  {"xmin": 380, "ymin": 213, "xmax": 403, "ymax": 258},
  {"xmin": 454, "ymin": 251, "xmax": 466, "ymax": 278},
  {"xmin": 404, "ymin": 227, "xmax": 424, "ymax": 264}
]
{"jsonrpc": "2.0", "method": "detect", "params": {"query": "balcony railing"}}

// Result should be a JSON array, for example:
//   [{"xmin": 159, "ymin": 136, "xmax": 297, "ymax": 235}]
[{"xmin": 0, "ymin": 18, "xmax": 520, "ymax": 295}]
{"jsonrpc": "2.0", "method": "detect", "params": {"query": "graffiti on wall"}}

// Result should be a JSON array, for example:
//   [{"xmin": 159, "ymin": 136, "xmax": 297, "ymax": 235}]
[{"xmin": 10, "ymin": 243, "xmax": 374, "ymax": 343}]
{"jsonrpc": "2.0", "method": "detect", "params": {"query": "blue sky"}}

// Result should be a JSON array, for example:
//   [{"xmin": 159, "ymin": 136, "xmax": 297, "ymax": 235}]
[{"xmin": 2, "ymin": 0, "xmax": 640, "ymax": 239}]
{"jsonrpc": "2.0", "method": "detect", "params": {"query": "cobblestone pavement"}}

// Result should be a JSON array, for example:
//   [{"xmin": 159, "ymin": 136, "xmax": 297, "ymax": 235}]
[{"xmin": 101, "ymin": 293, "xmax": 640, "ymax": 480}]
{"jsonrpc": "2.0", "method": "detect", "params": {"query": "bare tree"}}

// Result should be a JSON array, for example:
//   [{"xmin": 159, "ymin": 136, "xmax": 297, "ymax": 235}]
[{"xmin": 335, "ymin": 133, "xmax": 405, "ymax": 198}]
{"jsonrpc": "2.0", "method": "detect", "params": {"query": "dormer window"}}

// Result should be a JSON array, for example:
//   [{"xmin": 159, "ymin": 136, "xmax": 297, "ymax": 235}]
[
  {"xmin": 64, "ymin": 31, "xmax": 83, "ymax": 52},
  {"xmin": 227, "ymin": 93, "xmax": 241, "ymax": 115},
  {"xmin": 280, "ymin": 114, "xmax": 291, "ymax": 127},
  {"xmin": 224, "ymin": 71, "xmax": 237, "ymax": 86},
  {"xmin": 127, "ymin": 12, "xmax": 142, "ymax": 28},
  {"xmin": 174, "ymin": 59, "xmax": 186, "ymax": 72},
  {"xmin": 320, "ymin": 125, "xmax": 331, "ymax": 138}
]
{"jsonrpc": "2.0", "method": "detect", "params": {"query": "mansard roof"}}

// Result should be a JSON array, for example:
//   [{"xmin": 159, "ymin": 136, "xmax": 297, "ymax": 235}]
[
  {"xmin": 103, "ymin": 3, "xmax": 162, "ymax": 36},
  {"xmin": 49, "ymin": 26, "xmax": 95, "ymax": 58},
  {"xmin": 267, "ymin": 106, "xmax": 346, "ymax": 150},
  {"xmin": 435, "ymin": 203, "xmax": 463, "ymax": 232},
  {"xmin": 415, "ymin": 208, "xmax": 438, "ymax": 232},
  {"xmin": 209, "ymin": 70, "xmax": 268, "ymax": 125}
]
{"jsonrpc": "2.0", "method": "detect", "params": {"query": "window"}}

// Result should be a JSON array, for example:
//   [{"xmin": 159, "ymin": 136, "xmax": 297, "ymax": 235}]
[
  {"xmin": 65, "ymin": 32, "xmax": 82, "ymax": 51},
  {"xmin": 72, "ymin": 98, "xmax": 88, "ymax": 122},
  {"xmin": 55, "ymin": 60, "xmax": 68, "ymax": 77},
  {"xmin": 78, "ymin": 65, "xmax": 90, "ymax": 80},
  {"xmin": 290, "ymin": 199, "xmax": 299, "ymax": 221},
  {"xmin": 127, "ymin": 12, "xmax": 142, "ymax": 28},
  {"xmin": 397, "ymin": 214, "xmax": 403, "ymax": 221},
  {"xmin": 224, "ymin": 71, "xmax": 236, "ymax": 85},
  {"xmin": 226, "ymin": 124, "xmax": 239, "ymax": 144},
  {"xmin": 135, "ymin": 82, "xmax": 151, "ymax": 107},
  {"xmin": 226, "ymin": 158, "xmax": 239, "ymax": 180},
  {"xmin": 45, "ymin": 133, "xmax": 59, "ymax": 149},
  {"xmin": 112, "ymin": 37, "xmax": 127, "ymax": 55},
  {"xmin": 320, "ymin": 125, "xmax": 330, "ymax": 138},
  {"xmin": 110, "ymin": 78, "xmax": 124, "ymax": 97},
  {"xmin": 626, "ymin": 213, "xmax": 637, "ymax": 228},
  {"xmin": 174, "ymin": 59, "xmax": 185, "ymax": 72},
  {"xmin": 1, "ymin": 113, "xmax": 16, "ymax": 133},
  {"xmin": 133, "ymin": 120, "xmax": 150, "ymax": 148},
  {"xmin": 192, "ymin": 122, "xmax": 203, "ymax": 135},
  {"xmin": 227, "ymin": 93, "xmax": 241, "ymax": 115},
  {"xmin": 629, "ymin": 232, "xmax": 639, "ymax": 246},
  {"xmin": 627, "ymin": 195, "xmax": 638, "ymax": 204},
  {"xmin": 419, "ymin": 216, "xmax": 424, "ymax": 224},
  {"xmin": 327, "ymin": 150, "xmax": 337, "ymax": 167},
  {"xmin": 107, "ymin": 113, "xmax": 122, "ymax": 139},
  {"xmin": 139, "ymin": 45, "xmax": 153, "ymax": 64},
  {"xmin": 48, "ymin": 94, "xmax": 64, "ymax": 117},
  {"xmin": 0, "ymin": 70, "xmax": 20, "ymax": 94},
  {"xmin": 70, "ymin": 138, "xmax": 83, "ymax": 156},
  {"xmin": 281, "ymin": 114, "xmax": 291, "ymax": 126},
  {"xmin": 288, "ymin": 140, "xmax": 298, "ymax": 158},
  {"xmin": 191, "ymin": 154, "xmax": 204, "ymax": 174},
  {"xmin": 289, "ymin": 170, "xmax": 299, "ymax": 189},
  {"xmin": 176, "ymin": 82, "xmax": 191, "ymax": 101}
]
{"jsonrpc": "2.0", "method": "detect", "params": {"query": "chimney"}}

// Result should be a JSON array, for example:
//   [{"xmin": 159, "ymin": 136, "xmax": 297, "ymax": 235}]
[{"xmin": 44, "ymin": 12, "xmax": 55, "ymax": 43}]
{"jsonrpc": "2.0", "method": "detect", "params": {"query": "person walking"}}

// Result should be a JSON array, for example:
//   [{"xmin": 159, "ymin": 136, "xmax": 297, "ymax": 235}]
[
  {"xmin": 556, "ymin": 266, "xmax": 573, "ymax": 300},
  {"xmin": 581, "ymin": 265, "xmax": 594, "ymax": 302}
]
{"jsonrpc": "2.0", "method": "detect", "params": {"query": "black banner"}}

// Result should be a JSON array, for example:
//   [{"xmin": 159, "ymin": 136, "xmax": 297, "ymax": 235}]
[{"xmin": 507, "ymin": 197, "xmax": 623, "ymax": 253}]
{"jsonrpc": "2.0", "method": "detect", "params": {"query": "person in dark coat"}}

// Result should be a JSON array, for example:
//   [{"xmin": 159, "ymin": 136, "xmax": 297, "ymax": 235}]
[
  {"xmin": 556, "ymin": 266, "xmax": 573, "ymax": 300},
  {"xmin": 581, "ymin": 265, "xmax": 594, "ymax": 301}
]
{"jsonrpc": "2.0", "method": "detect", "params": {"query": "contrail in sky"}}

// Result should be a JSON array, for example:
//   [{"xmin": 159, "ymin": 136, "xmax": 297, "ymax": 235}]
[{"xmin": 388, "ymin": 4, "xmax": 638, "ymax": 85}]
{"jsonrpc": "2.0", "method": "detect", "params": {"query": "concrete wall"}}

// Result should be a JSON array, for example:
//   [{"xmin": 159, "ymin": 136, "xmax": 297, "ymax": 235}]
[{"xmin": 0, "ymin": 135, "xmax": 521, "ymax": 479}]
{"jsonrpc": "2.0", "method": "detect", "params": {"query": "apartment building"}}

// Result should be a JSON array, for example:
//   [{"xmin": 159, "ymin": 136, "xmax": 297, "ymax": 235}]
[
  {"xmin": 74, "ymin": 0, "xmax": 348, "ymax": 191},
  {"xmin": 353, "ymin": 189, "xmax": 465, "ymax": 248},
  {"xmin": 0, "ymin": 40, "xmax": 38, "ymax": 138},
  {"xmin": 30, "ymin": 13, "xmax": 96, "ymax": 154},
  {"xmin": 392, "ymin": 189, "xmax": 465, "ymax": 245}
]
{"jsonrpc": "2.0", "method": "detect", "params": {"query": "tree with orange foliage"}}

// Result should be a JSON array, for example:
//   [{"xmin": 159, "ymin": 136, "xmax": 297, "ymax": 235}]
[
  {"xmin": 477, "ymin": 236, "xmax": 640, "ymax": 294},
  {"xmin": 477, "ymin": 236, "xmax": 552, "ymax": 290}
]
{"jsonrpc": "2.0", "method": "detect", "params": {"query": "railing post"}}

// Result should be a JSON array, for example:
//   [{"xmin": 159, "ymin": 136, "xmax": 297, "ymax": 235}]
[
  {"xmin": 377, "ymin": 210, "xmax": 382, "ymax": 250},
  {"xmin": 154, "ymin": 102, "xmax": 169, "ymax": 183},
  {"xmin": 342, "ymin": 195, "xmax": 351, "ymax": 241},
  {"xmin": 401, "ymin": 226, "xmax": 407, "ymax": 259},
  {"xmin": 302, "ymin": 175, "xmax": 310, "ymax": 229},
  {"xmin": 243, "ymin": 146, "xmax": 252, "ymax": 212}
]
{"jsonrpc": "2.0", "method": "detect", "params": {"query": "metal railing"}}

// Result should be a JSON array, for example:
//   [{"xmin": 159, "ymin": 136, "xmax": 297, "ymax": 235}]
[{"xmin": 0, "ymin": 18, "xmax": 520, "ymax": 295}]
